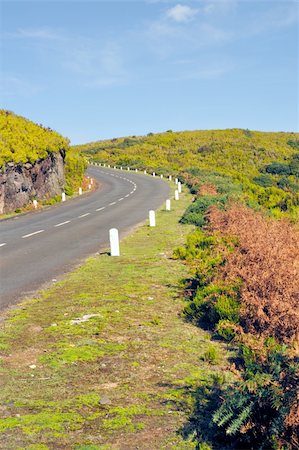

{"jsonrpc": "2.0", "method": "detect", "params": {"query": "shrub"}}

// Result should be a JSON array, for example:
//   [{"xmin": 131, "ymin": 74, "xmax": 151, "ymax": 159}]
[
  {"xmin": 212, "ymin": 343, "xmax": 299, "ymax": 449},
  {"xmin": 202, "ymin": 345, "xmax": 220, "ymax": 364},
  {"xmin": 253, "ymin": 174, "xmax": 274, "ymax": 187},
  {"xmin": 265, "ymin": 162, "xmax": 291, "ymax": 175}
]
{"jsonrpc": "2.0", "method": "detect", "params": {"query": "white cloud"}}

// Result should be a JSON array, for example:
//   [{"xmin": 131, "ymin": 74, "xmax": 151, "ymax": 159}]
[{"xmin": 166, "ymin": 4, "xmax": 198, "ymax": 22}]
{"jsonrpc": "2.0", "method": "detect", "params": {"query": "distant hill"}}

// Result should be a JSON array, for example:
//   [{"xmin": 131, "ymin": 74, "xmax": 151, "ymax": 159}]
[{"xmin": 0, "ymin": 110, "xmax": 69, "ymax": 168}]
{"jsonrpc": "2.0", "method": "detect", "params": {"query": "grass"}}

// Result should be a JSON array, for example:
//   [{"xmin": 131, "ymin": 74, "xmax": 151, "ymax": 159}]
[{"xmin": 0, "ymin": 186, "xmax": 233, "ymax": 449}]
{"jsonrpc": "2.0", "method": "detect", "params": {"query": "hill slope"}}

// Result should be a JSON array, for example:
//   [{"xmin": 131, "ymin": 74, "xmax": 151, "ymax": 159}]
[{"xmin": 75, "ymin": 128, "xmax": 299, "ymax": 218}]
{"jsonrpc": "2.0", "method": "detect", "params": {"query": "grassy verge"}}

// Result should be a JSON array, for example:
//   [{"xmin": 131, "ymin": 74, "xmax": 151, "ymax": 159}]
[{"xmin": 0, "ymin": 188, "xmax": 233, "ymax": 450}]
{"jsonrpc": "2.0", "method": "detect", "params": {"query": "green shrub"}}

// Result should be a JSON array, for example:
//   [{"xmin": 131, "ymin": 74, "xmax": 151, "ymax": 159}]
[
  {"xmin": 180, "ymin": 195, "xmax": 228, "ymax": 227},
  {"xmin": 253, "ymin": 174, "xmax": 274, "ymax": 187},
  {"xmin": 216, "ymin": 320, "xmax": 237, "ymax": 341},
  {"xmin": 202, "ymin": 345, "xmax": 220, "ymax": 364}
]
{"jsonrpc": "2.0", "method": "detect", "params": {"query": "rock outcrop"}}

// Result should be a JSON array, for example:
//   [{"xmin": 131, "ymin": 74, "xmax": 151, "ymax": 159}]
[{"xmin": 0, "ymin": 150, "xmax": 65, "ymax": 214}]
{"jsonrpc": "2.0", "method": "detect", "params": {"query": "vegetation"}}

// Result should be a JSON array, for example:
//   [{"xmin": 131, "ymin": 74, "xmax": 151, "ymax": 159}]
[
  {"xmin": 0, "ymin": 190, "xmax": 232, "ymax": 449},
  {"xmin": 74, "ymin": 128, "xmax": 298, "ymax": 448},
  {"xmin": 0, "ymin": 110, "xmax": 87, "ymax": 203},
  {"xmin": 0, "ymin": 110, "xmax": 69, "ymax": 167},
  {"xmin": 75, "ymin": 128, "xmax": 299, "ymax": 219}
]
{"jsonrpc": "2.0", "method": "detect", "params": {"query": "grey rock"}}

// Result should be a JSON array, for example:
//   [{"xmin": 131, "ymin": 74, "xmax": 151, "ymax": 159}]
[{"xmin": 0, "ymin": 150, "xmax": 65, "ymax": 214}]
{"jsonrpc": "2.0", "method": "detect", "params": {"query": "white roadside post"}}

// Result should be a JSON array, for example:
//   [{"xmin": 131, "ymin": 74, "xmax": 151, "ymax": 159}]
[
  {"xmin": 127, "ymin": 167, "xmax": 130, "ymax": 171},
  {"xmin": 160, "ymin": 174, "xmax": 163, "ymax": 179},
  {"xmin": 144, "ymin": 170, "xmax": 147, "ymax": 174},
  {"xmin": 62, "ymin": 192, "xmax": 66, "ymax": 202},
  {"xmin": 175, "ymin": 190, "xmax": 179, "ymax": 200},
  {"xmin": 109, "ymin": 228, "xmax": 120, "ymax": 256},
  {"xmin": 169, "ymin": 175, "xmax": 172, "ymax": 181},
  {"xmin": 166, "ymin": 199, "xmax": 171, "ymax": 211},
  {"xmin": 99, "ymin": 163, "xmax": 101, "ymax": 166},
  {"xmin": 33, "ymin": 199, "xmax": 38, "ymax": 209},
  {"xmin": 79, "ymin": 187, "xmax": 82, "ymax": 195},
  {"xmin": 135, "ymin": 168, "xmax": 138, "ymax": 172},
  {"xmin": 88, "ymin": 183, "xmax": 91, "ymax": 190},
  {"xmin": 114, "ymin": 166, "xmax": 116, "ymax": 169},
  {"xmin": 178, "ymin": 181, "xmax": 182, "ymax": 193},
  {"xmin": 149, "ymin": 210, "xmax": 156, "ymax": 227},
  {"xmin": 153, "ymin": 172, "xmax": 156, "ymax": 177},
  {"xmin": 90, "ymin": 178, "xmax": 93, "ymax": 185},
  {"xmin": 175, "ymin": 178, "xmax": 178, "ymax": 185},
  {"xmin": 120, "ymin": 166, "xmax": 123, "ymax": 170}
]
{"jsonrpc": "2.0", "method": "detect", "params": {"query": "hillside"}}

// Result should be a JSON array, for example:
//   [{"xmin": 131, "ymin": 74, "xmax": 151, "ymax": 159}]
[
  {"xmin": 0, "ymin": 111, "xmax": 86, "ymax": 213},
  {"xmin": 0, "ymin": 110, "xmax": 69, "ymax": 168},
  {"xmin": 75, "ymin": 128, "xmax": 299, "ymax": 219}
]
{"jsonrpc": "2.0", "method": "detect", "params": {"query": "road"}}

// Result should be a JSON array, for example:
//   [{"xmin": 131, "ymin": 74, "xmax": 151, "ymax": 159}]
[{"xmin": 0, "ymin": 167, "xmax": 170, "ymax": 310}]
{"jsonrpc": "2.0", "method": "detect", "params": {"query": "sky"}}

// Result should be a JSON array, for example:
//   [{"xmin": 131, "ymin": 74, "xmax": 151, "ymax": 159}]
[{"xmin": 0, "ymin": 0, "xmax": 298, "ymax": 144}]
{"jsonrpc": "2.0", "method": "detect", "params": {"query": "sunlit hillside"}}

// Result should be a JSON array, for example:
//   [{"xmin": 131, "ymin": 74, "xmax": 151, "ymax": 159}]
[
  {"xmin": 75, "ymin": 128, "xmax": 299, "ymax": 219},
  {"xmin": 0, "ymin": 110, "xmax": 69, "ymax": 167}
]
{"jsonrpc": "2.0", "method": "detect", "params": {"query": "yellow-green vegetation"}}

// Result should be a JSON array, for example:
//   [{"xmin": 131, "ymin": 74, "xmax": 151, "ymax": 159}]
[
  {"xmin": 0, "ymin": 110, "xmax": 69, "ymax": 167},
  {"xmin": 64, "ymin": 148, "xmax": 88, "ymax": 196},
  {"xmin": 0, "ymin": 188, "xmax": 233, "ymax": 449},
  {"xmin": 75, "ymin": 128, "xmax": 299, "ymax": 219}
]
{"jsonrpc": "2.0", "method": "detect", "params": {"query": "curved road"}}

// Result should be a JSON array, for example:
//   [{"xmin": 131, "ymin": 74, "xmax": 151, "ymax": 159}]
[{"xmin": 0, "ymin": 167, "xmax": 170, "ymax": 310}]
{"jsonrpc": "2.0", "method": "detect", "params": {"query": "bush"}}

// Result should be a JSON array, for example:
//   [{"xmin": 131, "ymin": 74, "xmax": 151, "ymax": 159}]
[
  {"xmin": 180, "ymin": 195, "xmax": 228, "ymax": 227},
  {"xmin": 265, "ymin": 162, "xmax": 291, "ymax": 175},
  {"xmin": 253, "ymin": 174, "xmax": 274, "ymax": 187},
  {"xmin": 212, "ymin": 343, "xmax": 298, "ymax": 449},
  {"xmin": 202, "ymin": 345, "xmax": 220, "ymax": 364}
]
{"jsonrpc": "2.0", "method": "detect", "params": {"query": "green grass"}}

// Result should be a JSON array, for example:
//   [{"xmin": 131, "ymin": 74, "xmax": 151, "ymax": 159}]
[{"xmin": 0, "ymin": 186, "xmax": 233, "ymax": 449}]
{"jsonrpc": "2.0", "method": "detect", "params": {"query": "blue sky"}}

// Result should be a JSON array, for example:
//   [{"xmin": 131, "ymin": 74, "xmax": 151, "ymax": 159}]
[{"xmin": 0, "ymin": 0, "xmax": 298, "ymax": 144}]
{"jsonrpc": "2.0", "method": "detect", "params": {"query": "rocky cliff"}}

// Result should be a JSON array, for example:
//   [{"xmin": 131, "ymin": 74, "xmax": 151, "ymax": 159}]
[{"xmin": 0, "ymin": 150, "xmax": 65, "ymax": 214}]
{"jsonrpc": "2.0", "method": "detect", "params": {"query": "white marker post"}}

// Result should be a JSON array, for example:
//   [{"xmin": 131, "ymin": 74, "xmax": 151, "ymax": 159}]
[
  {"xmin": 153, "ymin": 172, "xmax": 156, "ymax": 177},
  {"xmin": 166, "ymin": 199, "xmax": 171, "ymax": 211},
  {"xmin": 178, "ymin": 181, "xmax": 182, "ymax": 193},
  {"xmin": 169, "ymin": 175, "xmax": 172, "ymax": 181},
  {"xmin": 160, "ymin": 174, "xmax": 163, "ymax": 179},
  {"xmin": 62, "ymin": 192, "xmax": 66, "ymax": 202},
  {"xmin": 114, "ymin": 166, "xmax": 116, "ymax": 169},
  {"xmin": 149, "ymin": 210, "xmax": 156, "ymax": 227},
  {"xmin": 90, "ymin": 178, "xmax": 93, "ymax": 185},
  {"xmin": 108, "ymin": 164, "xmax": 110, "ymax": 168},
  {"xmin": 88, "ymin": 184, "xmax": 91, "ymax": 190},
  {"xmin": 33, "ymin": 199, "xmax": 38, "ymax": 209},
  {"xmin": 109, "ymin": 228, "xmax": 120, "ymax": 256},
  {"xmin": 127, "ymin": 167, "xmax": 130, "ymax": 171},
  {"xmin": 120, "ymin": 167, "xmax": 123, "ymax": 170},
  {"xmin": 135, "ymin": 168, "xmax": 138, "ymax": 172},
  {"xmin": 103, "ymin": 163, "xmax": 106, "ymax": 167},
  {"xmin": 79, "ymin": 187, "xmax": 82, "ymax": 195},
  {"xmin": 144, "ymin": 170, "xmax": 147, "ymax": 174},
  {"xmin": 175, "ymin": 190, "xmax": 179, "ymax": 200},
  {"xmin": 175, "ymin": 178, "xmax": 178, "ymax": 185}
]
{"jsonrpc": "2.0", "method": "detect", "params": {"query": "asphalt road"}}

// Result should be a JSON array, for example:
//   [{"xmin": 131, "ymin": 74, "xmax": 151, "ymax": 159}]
[{"xmin": 0, "ymin": 167, "xmax": 170, "ymax": 310}]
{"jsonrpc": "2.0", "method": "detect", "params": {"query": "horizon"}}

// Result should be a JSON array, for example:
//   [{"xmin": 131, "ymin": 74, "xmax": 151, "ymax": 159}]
[{"xmin": 1, "ymin": 1, "xmax": 298, "ymax": 144}]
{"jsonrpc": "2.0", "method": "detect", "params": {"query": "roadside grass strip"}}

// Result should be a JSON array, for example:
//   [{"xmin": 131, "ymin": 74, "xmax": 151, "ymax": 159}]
[{"xmin": 0, "ymin": 190, "xmax": 233, "ymax": 449}]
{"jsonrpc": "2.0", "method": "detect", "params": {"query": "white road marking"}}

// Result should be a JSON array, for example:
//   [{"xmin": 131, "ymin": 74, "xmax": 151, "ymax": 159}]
[
  {"xmin": 22, "ymin": 230, "xmax": 44, "ymax": 239},
  {"xmin": 0, "ymin": 243, "xmax": 7, "ymax": 247},
  {"xmin": 118, "ymin": 198, "xmax": 124, "ymax": 201},
  {"xmin": 109, "ymin": 201, "xmax": 116, "ymax": 206},
  {"xmin": 125, "ymin": 194, "xmax": 130, "ymax": 198},
  {"xmin": 96, "ymin": 207, "xmax": 105, "ymax": 211},
  {"xmin": 54, "ymin": 220, "xmax": 70, "ymax": 227},
  {"xmin": 78, "ymin": 213, "xmax": 90, "ymax": 218}
]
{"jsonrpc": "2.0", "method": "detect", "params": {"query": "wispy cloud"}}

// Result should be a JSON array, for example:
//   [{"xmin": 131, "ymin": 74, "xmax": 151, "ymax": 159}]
[
  {"xmin": 4, "ymin": 27, "xmax": 128, "ymax": 88},
  {"xmin": 0, "ymin": 76, "xmax": 43, "ymax": 98},
  {"xmin": 166, "ymin": 4, "xmax": 198, "ymax": 22}
]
